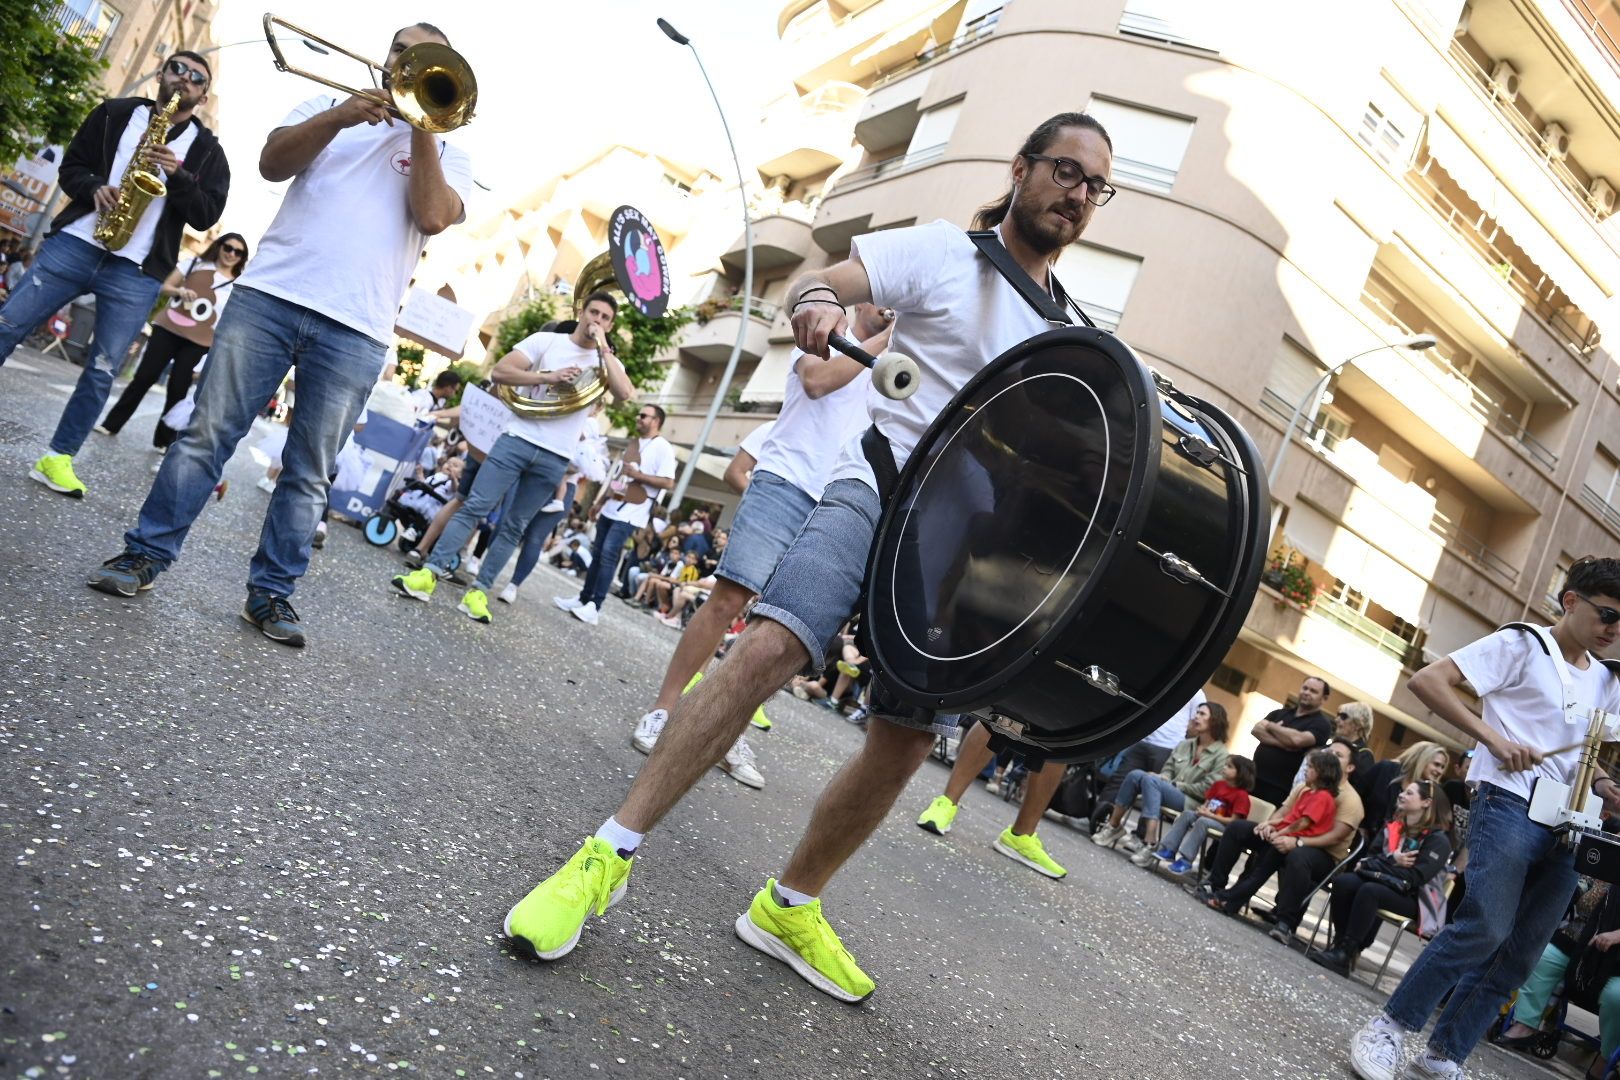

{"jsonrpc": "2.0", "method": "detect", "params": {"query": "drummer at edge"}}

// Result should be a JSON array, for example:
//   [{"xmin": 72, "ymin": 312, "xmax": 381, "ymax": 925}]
[
  {"xmin": 502, "ymin": 111, "xmax": 1115, "ymax": 1004},
  {"xmin": 1349, "ymin": 556, "xmax": 1620, "ymax": 1080}
]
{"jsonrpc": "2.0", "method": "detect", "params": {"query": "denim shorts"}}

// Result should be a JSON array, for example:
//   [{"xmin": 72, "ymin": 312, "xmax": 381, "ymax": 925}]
[
  {"xmin": 752, "ymin": 478, "xmax": 959, "ymax": 737},
  {"xmin": 715, "ymin": 470, "xmax": 817, "ymax": 594}
]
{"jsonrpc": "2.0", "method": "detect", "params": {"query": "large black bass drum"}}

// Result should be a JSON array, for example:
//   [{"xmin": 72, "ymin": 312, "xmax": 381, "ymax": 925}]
[{"xmin": 862, "ymin": 326, "xmax": 1268, "ymax": 763}]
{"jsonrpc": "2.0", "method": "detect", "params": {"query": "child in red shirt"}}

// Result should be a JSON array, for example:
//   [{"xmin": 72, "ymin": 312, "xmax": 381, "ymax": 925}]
[
  {"xmin": 1153, "ymin": 756, "xmax": 1256, "ymax": 875},
  {"xmin": 1270, "ymin": 749, "xmax": 1341, "ymax": 839}
]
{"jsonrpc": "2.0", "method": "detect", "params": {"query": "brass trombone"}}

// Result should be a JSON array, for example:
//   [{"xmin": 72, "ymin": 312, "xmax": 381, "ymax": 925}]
[{"xmin": 262, "ymin": 14, "xmax": 477, "ymax": 133}]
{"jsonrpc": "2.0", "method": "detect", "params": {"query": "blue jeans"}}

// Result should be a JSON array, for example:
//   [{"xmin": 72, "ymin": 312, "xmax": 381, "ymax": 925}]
[
  {"xmin": 125, "ymin": 286, "xmax": 385, "ymax": 596},
  {"xmin": 1384, "ymin": 782, "xmax": 1578, "ymax": 1063},
  {"xmin": 1114, "ymin": 769, "xmax": 1188, "ymax": 822},
  {"xmin": 0, "ymin": 233, "xmax": 163, "ymax": 455},
  {"xmin": 511, "ymin": 480, "xmax": 575, "ymax": 587},
  {"xmin": 427, "ymin": 432, "xmax": 567, "ymax": 592},
  {"xmin": 576, "ymin": 515, "xmax": 638, "ymax": 608},
  {"xmin": 1162, "ymin": 809, "xmax": 1219, "ymax": 860}
]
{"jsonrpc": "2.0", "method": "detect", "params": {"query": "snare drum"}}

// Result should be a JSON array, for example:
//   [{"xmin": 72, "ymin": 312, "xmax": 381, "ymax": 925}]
[{"xmin": 861, "ymin": 326, "xmax": 1268, "ymax": 762}]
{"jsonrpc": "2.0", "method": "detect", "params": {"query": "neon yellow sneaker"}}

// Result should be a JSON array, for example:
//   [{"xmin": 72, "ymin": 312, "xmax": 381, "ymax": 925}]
[
  {"xmin": 30, "ymin": 453, "xmax": 86, "ymax": 498},
  {"xmin": 458, "ymin": 588, "xmax": 492, "ymax": 623},
  {"xmin": 734, "ymin": 880, "xmax": 874, "ymax": 1003},
  {"xmin": 504, "ymin": 836, "xmax": 633, "ymax": 961},
  {"xmin": 993, "ymin": 827, "xmax": 1067, "ymax": 879},
  {"xmin": 683, "ymin": 671, "xmax": 704, "ymax": 693},
  {"xmin": 750, "ymin": 706, "xmax": 772, "ymax": 731},
  {"xmin": 836, "ymin": 660, "xmax": 862, "ymax": 678},
  {"xmin": 391, "ymin": 567, "xmax": 436, "ymax": 601},
  {"xmin": 916, "ymin": 795, "xmax": 959, "ymax": 835}
]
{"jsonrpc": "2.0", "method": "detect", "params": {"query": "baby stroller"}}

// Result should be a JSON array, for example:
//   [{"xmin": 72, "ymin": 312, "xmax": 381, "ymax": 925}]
[{"xmin": 362, "ymin": 478, "xmax": 451, "ymax": 551}]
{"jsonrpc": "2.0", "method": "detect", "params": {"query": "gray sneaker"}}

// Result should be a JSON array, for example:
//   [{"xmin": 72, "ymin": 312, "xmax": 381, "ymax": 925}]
[
  {"xmin": 242, "ymin": 591, "xmax": 306, "ymax": 648},
  {"xmin": 88, "ymin": 552, "xmax": 161, "ymax": 597}
]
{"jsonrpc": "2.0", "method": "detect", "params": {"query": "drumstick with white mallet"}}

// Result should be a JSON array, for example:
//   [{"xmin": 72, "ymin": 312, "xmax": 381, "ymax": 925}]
[{"xmin": 826, "ymin": 325, "xmax": 921, "ymax": 401}]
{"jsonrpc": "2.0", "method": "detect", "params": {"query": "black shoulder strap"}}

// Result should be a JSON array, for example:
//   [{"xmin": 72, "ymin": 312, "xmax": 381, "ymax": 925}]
[
  {"xmin": 1604, "ymin": 659, "xmax": 1620, "ymax": 682},
  {"xmin": 1501, "ymin": 622, "xmax": 1550, "ymax": 654},
  {"xmin": 966, "ymin": 229, "xmax": 1097, "ymax": 329}
]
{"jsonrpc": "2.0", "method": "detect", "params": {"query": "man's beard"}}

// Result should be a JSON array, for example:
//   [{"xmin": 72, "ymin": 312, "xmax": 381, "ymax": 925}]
[{"xmin": 1007, "ymin": 191, "xmax": 1083, "ymax": 255}]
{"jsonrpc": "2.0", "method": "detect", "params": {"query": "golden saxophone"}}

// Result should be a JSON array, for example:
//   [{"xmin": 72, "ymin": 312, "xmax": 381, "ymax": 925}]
[{"xmin": 94, "ymin": 91, "xmax": 181, "ymax": 252}]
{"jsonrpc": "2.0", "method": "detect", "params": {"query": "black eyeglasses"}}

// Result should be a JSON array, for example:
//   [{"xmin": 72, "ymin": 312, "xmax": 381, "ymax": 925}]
[
  {"xmin": 1023, "ymin": 154, "xmax": 1116, "ymax": 205},
  {"xmin": 1335, "ymin": 710, "xmax": 1350, "ymax": 720},
  {"xmin": 636, "ymin": 412, "xmax": 658, "ymax": 421},
  {"xmin": 221, "ymin": 245, "xmax": 245, "ymax": 256},
  {"xmin": 1576, "ymin": 593, "xmax": 1620, "ymax": 625},
  {"xmin": 166, "ymin": 59, "xmax": 209, "ymax": 86}
]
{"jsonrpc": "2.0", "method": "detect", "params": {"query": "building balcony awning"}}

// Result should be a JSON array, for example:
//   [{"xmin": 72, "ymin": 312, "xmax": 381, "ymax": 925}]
[
  {"xmin": 1282, "ymin": 501, "xmax": 1427, "ymax": 625},
  {"xmin": 1426, "ymin": 119, "xmax": 1610, "ymax": 322}
]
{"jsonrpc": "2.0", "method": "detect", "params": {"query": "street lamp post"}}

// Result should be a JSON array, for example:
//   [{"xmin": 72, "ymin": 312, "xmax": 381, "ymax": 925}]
[
  {"xmin": 657, "ymin": 16, "xmax": 753, "ymax": 515},
  {"xmin": 1265, "ymin": 332, "xmax": 1438, "ymax": 539}
]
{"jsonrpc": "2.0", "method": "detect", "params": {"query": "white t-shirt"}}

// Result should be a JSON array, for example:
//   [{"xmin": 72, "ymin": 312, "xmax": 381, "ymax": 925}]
[
  {"xmin": 501, "ymin": 332, "xmax": 601, "ymax": 459},
  {"xmin": 64, "ymin": 106, "xmax": 199, "ymax": 267},
  {"xmin": 755, "ymin": 354, "xmax": 871, "ymax": 500},
  {"xmin": 1142, "ymin": 689, "xmax": 1209, "ymax": 750},
  {"xmin": 236, "ymin": 96, "xmax": 474, "ymax": 343},
  {"xmin": 739, "ymin": 421, "xmax": 774, "ymax": 462},
  {"xmin": 827, "ymin": 221, "xmax": 1059, "ymax": 491},
  {"xmin": 603, "ymin": 435, "xmax": 676, "ymax": 527},
  {"xmin": 1453, "ymin": 627, "xmax": 1620, "ymax": 801}
]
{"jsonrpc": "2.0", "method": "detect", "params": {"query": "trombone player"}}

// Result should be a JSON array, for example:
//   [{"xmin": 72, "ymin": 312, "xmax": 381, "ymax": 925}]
[
  {"xmin": 89, "ymin": 23, "xmax": 475, "ymax": 650},
  {"xmin": 0, "ymin": 51, "xmax": 227, "ymax": 499},
  {"xmin": 391, "ymin": 292, "xmax": 633, "ymax": 625}
]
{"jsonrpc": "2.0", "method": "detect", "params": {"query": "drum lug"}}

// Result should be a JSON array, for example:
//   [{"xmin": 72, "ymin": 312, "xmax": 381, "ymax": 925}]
[
  {"xmin": 978, "ymin": 711, "xmax": 1027, "ymax": 739},
  {"xmin": 1054, "ymin": 662, "xmax": 1146, "ymax": 707},
  {"xmin": 1175, "ymin": 435, "xmax": 1220, "ymax": 468},
  {"xmin": 1136, "ymin": 542, "xmax": 1231, "ymax": 598}
]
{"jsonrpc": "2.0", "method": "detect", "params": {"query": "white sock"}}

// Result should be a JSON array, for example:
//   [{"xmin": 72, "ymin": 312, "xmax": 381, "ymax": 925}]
[
  {"xmin": 772, "ymin": 881, "xmax": 816, "ymax": 907},
  {"xmin": 595, "ymin": 817, "xmax": 643, "ymax": 858},
  {"xmin": 1419, "ymin": 1051, "xmax": 1456, "ymax": 1074},
  {"xmin": 1370, "ymin": 1014, "xmax": 1403, "ymax": 1036}
]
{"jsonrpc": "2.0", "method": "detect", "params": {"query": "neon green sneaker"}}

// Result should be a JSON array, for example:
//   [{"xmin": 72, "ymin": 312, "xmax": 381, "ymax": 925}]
[
  {"xmin": 750, "ymin": 706, "xmax": 772, "ymax": 731},
  {"xmin": 391, "ymin": 567, "xmax": 436, "ymax": 601},
  {"xmin": 734, "ymin": 880, "xmax": 874, "ymax": 1003},
  {"xmin": 458, "ymin": 588, "xmax": 492, "ymax": 623},
  {"xmin": 29, "ymin": 453, "xmax": 86, "ymax": 498},
  {"xmin": 993, "ymin": 827, "xmax": 1067, "ymax": 879},
  {"xmin": 683, "ymin": 671, "xmax": 704, "ymax": 693},
  {"xmin": 916, "ymin": 795, "xmax": 958, "ymax": 835},
  {"xmin": 504, "ymin": 836, "xmax": 633, "ymax": 961}
]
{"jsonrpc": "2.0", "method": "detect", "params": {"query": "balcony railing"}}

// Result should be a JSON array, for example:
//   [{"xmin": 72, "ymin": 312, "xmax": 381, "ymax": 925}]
[
  {"xmin": 1584, "ymin": 484, "xmax": 1620, "ymax": 533},
  {"xmin": 649, "ymin": 392, "xmax": 781, "ymax": 416},
  {"xmin": 870, "ymin": 8, "xmax": 1002, "ymax": 89},
  {"xmin": 838, "ymin": 142, "xmax": 946, "ymax": 188},
  {"xmin": 1259, "ymin": 387, "xmax": 1521, "ymax": 584},
  {"xmin": 1408, "ymin": 161, "xmax": 1600, "ymax": 355},
  {"xmin": 1312, "ymin": 594, "xmax": 1423, "ymax": 666},
  {"xmin": 1562, "ymin": 0, "xmax": 1620, "ymax": 81},
  {"xmin": 1358, "ymin": 288, "xmax": 1560, "ymax": 468},
  {"xmin": 701, "ymin": 295, "xmax": 779, "ymax": 322},
  {"xmin": 46, "ymin": 0, "xmax": 115, "ymax": 55}
]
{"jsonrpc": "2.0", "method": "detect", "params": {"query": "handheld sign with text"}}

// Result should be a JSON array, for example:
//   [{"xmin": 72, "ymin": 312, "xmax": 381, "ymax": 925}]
[
  {"xmin": 456, "ymin": 383, "xmax": 509, "ymax": 454},
  {"xmin": 395, "ymin": 287, "xmax": 478, "ymax": 359}
]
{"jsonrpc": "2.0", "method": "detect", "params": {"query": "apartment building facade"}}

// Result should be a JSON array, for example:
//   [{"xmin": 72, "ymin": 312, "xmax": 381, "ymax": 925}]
[{"xmin": 700, "ymin": 0, "xmax": 1620, "ymax": 756}]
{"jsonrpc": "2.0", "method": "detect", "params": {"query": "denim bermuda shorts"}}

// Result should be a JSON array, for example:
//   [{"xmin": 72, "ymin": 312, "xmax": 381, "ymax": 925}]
[
  {"xmin": 715, "ymin": 470, "xmax": 816, "ymax": 594},
  {"xmin": 751, "ymin": 477, "xmax": 959, "ymax": 737}
]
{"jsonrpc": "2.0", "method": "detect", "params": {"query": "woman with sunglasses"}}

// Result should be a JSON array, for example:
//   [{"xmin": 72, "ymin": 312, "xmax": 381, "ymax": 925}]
[
  {"xmin": 1312, "ymin": 779, "xmax": 1452, "ymax": 978},
  {"xmin": 97, "ymin": 232, "xmax": 249, "ymax": 450},
  {"xmin": 3, "ymin": 51, "xmax": 229, "ymax": 500},
  {"xmin": 1350, "ymin": 556, "xmax": 1620, "ymax": 1080}
]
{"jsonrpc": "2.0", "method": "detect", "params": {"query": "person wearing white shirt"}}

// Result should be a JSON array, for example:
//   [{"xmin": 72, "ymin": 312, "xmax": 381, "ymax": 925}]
[
  {"xmin": 406, "ymin": 369, "xmax": 463, "ymax": 427},
  {"xmin": 554, "ymin": 404, "xmax": 677, "ymax": 625},
  {"xmin": 1351, "ymin": 556, "xmax": 1620, "ymax": 1080},
  {"xmin": 626, "ymin": 304, "xmax": 890, "ymax": 791},
  {"xmin": 1088, "ymin": 689, "xmax": 1209, "ymax": 836},
  {"xmin": 505, "ymin": 112, "xmax": 1117, "ymax": 1003},
  {"xmin": 394, "ymin": 294, "xmax": 632, "ymax": 624},
  {"xmin": 91, "ymin": 24, "xmax": 474, "ymax": 652}
]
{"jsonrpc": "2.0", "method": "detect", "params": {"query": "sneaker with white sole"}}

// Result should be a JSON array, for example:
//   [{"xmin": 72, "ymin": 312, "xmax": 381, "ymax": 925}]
[
  {"xmin": 1129, "ymin": 845, "xmax": 1159, "ymax": 867},
  {"xmin": 1400, "ymin": 1054, "xmax": 1461, "ymax": 1079},
  {"xmin": 1348, "ymin": 1015, "xmax": 1406, "ymax": 1080},
  {"xmin": 571, "ymin": 601, "xmax": 599, "ymax": 625},
  {"xmin": 631, "ymin": 709, "xmax": 667, "ymax": 754},
  {"xmin": 498, "ymin": 583, "xmax": 519, "ymax": 604},
  {"xmin": 1091, "ymin": 824, "xmax": 1125, "ymax": 848},
  {"xmin": 30, "ymin": 453, "xmax": 87, "ymax": 497},
  {"xmin": 540, "ymin": 498, "xmax": 564, "ymax": 513},
  {"xmin": 464, "ymin": 554, "xmax": 482, "ymax": 579},
  {"xmin": 1119, "ymin": 834, "xmax": 1145, "ymax": 855},
  {"xmin": 720, "ymin": 737, "xmax": 764, "ymax": 789},
  {"xmin": 554, "ymin": 595, "xmax": 584, "ymax": 612},
  {"xmin": 734, "ymin": 881, "xmax": 873, "ymax": 1003},
  {"xmin": 256, "ymin": 476, "xmax": 276, "ymax": 494}
]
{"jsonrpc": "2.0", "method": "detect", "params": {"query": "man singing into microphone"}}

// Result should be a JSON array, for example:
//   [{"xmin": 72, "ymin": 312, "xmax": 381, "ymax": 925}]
[{"xmin": 0, "ymin": 52, "xmax": 228, "ymax": 498}]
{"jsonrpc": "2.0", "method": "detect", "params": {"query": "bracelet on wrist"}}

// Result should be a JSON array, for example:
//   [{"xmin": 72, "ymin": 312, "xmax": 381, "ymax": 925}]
[
  {"xmin": 791, "ymin": 298, "xmax": 844, "ymax": 311},
  {"xmin": 798, "ymin": 284, "xmax": 839, "ymax": 301}
]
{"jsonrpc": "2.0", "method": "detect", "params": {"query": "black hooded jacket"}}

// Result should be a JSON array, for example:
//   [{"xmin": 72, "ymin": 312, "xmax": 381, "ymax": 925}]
[{"xmin": 49, "ymin": 96, "xmax": 230, "ymax": 281}]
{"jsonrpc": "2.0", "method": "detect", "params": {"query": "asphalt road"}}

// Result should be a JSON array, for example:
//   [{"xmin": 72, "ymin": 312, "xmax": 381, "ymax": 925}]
[{"xmin": 0, "ymin": 348, "xmax": 1563, "ymax": 1080}]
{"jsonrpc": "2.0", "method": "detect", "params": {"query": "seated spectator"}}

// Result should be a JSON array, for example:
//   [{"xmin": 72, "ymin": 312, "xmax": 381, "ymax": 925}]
[
  {"xmin": 1196, "ymin": 739, "xmax": 1364, "ymax": 942},
  {"xmin": 1089, "ymin": 691, "xmax": 1208, "ymax": 833},
  {"xmin": 1363, "ymin": 741, "xmax": 1451, "ymax": 834},
  {"xmin": 1331, "ymin": 702, "xmax": 1378, "ymax": 807},
  {"xmin": 397, "ymin": 457, "xmax": 463, "ymax": 520},
  {"xmin": 1310, "ymin": 779, "xmax": 1452, "ymax": 977},
  {"xmin": 1150, "ymin": 755, "xmax": 1256, "ymax": 875},
  {"xmin": 639, "ymin": 550, "xmax": 702, "ymax": 614},
  {"xmin": 1091, "ymin": 702, "xmax": 1231, "ymax": 857}
]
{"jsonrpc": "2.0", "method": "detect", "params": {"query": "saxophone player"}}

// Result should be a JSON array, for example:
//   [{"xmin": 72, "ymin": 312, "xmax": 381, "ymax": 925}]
[{"xmin": 0, "ymin": 51, "xmax": 228, "ymax": 499}]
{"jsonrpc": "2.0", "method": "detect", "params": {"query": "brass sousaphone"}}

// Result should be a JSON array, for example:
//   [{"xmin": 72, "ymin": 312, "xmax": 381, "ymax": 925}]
[{"xmin": 497, "ymin": 252, "xmax": 623, "ymax": 419}]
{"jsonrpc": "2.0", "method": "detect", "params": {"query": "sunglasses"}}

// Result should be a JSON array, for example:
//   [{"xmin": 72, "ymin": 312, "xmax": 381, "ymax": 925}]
[
  {"xmin": 636, "ymin": 412, "xmax": 658, "ymax": 420},
  {"xmin": 221, "ymin": 245, "xmax": 245, "ymax": 256},
  {"xmin": 1576, "ymin": 593, "xmax": 1620, "ymax": 625},
  {"xmin": 166, "ymin": 59, "xmax": 209, "ymax": 86}
]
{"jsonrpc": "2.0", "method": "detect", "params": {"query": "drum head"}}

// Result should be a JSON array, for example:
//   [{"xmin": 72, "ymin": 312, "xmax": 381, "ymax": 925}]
[{"xmin": 865, "ymin": 328, "xmax": 1159, "ymax": 710}]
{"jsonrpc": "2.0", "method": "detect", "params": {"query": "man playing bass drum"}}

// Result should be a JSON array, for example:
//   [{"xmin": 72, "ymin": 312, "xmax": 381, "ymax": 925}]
[{"xmin": 504, "ymin": 111, "xmax": 1116, "ymax": 1003}]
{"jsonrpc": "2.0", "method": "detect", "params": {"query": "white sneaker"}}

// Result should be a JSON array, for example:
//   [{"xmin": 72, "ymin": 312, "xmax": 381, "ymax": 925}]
[
  {"xmin": 1349, "ymin": 1016, "xmax": 1406, "ymax": 1080},
  {"xmin": 1400, "ymin": 1054, "xmax": 1460, "ymax": 1079},
  {"xmin": 256, "ymin": 477, "xmax": 276, "ymax": 494},
  {"xmin": 540, "ymin": 498, "xmax": 564, "ymax": 513},
  {"xmin": 553, "ymin": 595, "xmax": 583, "ymax": 611},
  {"xmin": 1119, "ymin": 834, "xmax": 1145, "ymax": 855},
  {"xmin": 632, "ymin": 709, "xmax": 667, "ymax": 754},
  {"xmin": 464, "ymin": 554, "xmax": 481, "ymax": 579},
  {"xmin": 720, "ymin": 737, "xmax": 764, "ymax": 789},
  {"xmin": 571, "ymin": 601, "xmax": 599, "ymax": 625},
  {"xmin": 94, "ymin": 424, "xmax": 114, "ymax": 436},
  {"xmin": 150, "ymin": 459, "xmax": 163, "ymax": 473},
  {"xmin": 1129, "ymin": 846, "xmax": 1158, "ymax": 867},
  {"xmin": 498, "ymin": 583, "xmax": 519, "ymax": 604},
  {"xmin": 1091, "ymin": 824, "xmax": 1125, "ymax": 847}
]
